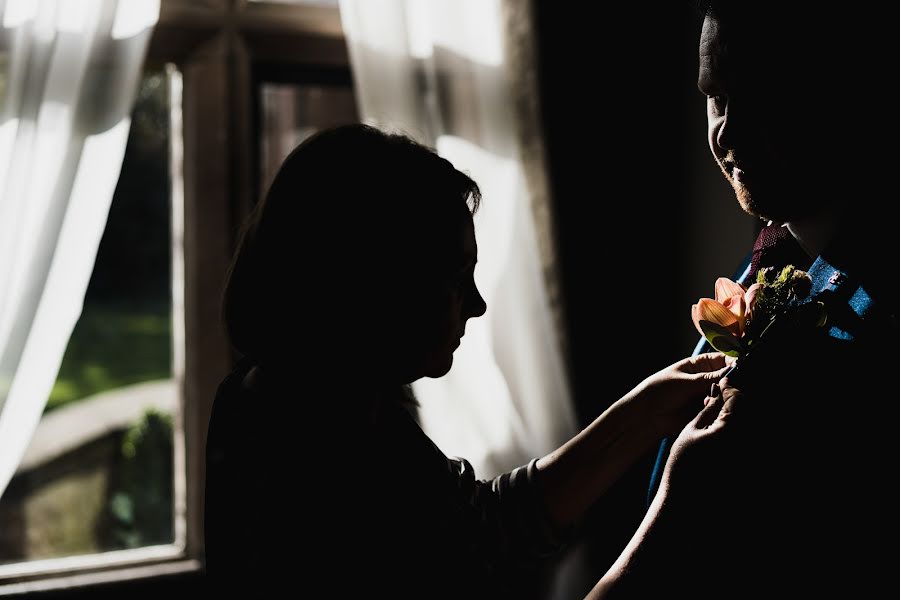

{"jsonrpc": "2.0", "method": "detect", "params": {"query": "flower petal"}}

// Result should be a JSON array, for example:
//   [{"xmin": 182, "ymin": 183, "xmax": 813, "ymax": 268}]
[
  {"xmin": 715, "ymin": 278, "xmax": 745, "ymax": 304},
  {"xmin": 744, "ymin": 283, "xmax": 762, "ymax": 316},
  {"xmin": 696, "ymin": 298, "xmax": 741, "ymax": 336},
  {"xmin": 721, "ymin": 293, "xmax": 746, "ymax": 334},
  {"xmin": 721, "ymin": 294, "xmax": 745, "ymax": 318},
  {"xmin": 692, "ymin": 303, "xmax": 702, "ymax": 335}
]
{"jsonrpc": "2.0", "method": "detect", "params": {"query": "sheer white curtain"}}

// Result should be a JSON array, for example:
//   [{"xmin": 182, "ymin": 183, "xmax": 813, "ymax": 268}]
[
  {"xmin": 0, "ymin": 0, "xmax": 159, "ymax": 497},
  {"xmin": 340, "ymin": 0, "xmax": 575, "ymax": 478}
]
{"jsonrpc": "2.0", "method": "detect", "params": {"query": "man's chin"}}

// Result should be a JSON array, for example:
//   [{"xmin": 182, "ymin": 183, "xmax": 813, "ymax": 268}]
[
  {"xmin": 722, "ymin": 171, "xmax": 763, "ymax": 218},
  {"xmin": 734, "ymin": 182, "xmax": 788, "ymax": 222},
  {"xmin": 735, "ymin": 185, "xmax": 766, "ymax": 219},
  {"xmin": 731, "ymin": 177, "xmax": 822, "ymax": 223}
]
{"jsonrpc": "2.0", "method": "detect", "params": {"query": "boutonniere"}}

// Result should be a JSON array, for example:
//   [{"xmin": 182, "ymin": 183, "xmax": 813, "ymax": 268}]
[{"xmin": 691, "ymin": 265, "xmax": 827, "ymax": 365}]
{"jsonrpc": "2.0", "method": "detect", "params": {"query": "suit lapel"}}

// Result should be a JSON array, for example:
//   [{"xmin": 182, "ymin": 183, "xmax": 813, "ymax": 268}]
[{"xmin": 805, "ymin": 255, "xmax": 876, "ymax": 342}]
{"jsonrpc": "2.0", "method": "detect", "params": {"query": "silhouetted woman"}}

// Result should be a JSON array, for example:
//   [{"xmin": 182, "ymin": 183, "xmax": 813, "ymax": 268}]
[{"xmin": 204, "ymin": 124, "xmax": 734, "ymax": 598}]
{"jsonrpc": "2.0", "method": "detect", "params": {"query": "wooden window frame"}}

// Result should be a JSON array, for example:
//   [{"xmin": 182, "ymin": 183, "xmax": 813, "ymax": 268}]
[{"xmin": 0, "ymin": 0, "xmax": 351, "ymax": 592}]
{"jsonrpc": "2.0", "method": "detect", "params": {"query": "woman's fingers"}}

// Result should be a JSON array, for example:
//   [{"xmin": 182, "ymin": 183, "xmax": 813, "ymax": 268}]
[
  {"xmin": 700, "ymin": 363, "xmax": 732, "ymax": 383},
  {"xmin": 713, "ymin": 378, "xmax": 740, "ymax": 424},
  {"xmin": 679, "ymin": 353, "xmax": 731, "ymax": 389},
  {"xmin": 697, "ymin": 379, "xmax": 741, "ymax": 431},
  {"xmin": 681, "ymin": 352, "xmax": 728, "ymax": 375},
  {"xmin": 695, "ymin": 384, "xmax": 725, "ymax": 429}
]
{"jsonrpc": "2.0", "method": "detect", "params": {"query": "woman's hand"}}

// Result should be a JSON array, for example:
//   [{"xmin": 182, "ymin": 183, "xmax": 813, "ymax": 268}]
[
  {"xmin": 621, "ymin": 353, "xmax": 732, "ymax": 439},
  {"xmin": 536, "ymin": 354, "xmax": 729, "ymax": 529},
  {"xmin": 660, "ymin": 378, "xmax": 742, "ymax": 498},
  {"xmin": 585, "ymin": 380, "xmax": 743, "ymax": 599}
]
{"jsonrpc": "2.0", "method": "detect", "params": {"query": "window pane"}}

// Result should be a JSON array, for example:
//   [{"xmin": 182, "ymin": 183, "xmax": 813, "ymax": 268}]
[
  {"xmin": 0, "ymin": 69, "xmax": 180, "ymax": 565},
  {"xmin": 259, "ymin": 82, "xmax": 358, "ymax": 196}
]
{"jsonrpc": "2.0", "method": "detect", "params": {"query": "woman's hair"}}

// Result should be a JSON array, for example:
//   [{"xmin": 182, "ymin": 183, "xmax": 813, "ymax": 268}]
[{"xmin": 222, "ymin": 124, "xmax": 480, "ymax": 366}]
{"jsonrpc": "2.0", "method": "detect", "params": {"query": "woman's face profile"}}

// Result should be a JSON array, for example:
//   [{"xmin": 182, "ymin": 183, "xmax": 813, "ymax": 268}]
[{"xmin": 407, "ymin": 214, "xmax": 487, "ymax": 381}]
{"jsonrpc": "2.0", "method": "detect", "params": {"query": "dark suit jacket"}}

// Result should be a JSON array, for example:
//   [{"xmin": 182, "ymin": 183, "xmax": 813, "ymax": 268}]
[{"xmin": 643, "ymin": 232, "xmax": 897, "ymax": 596}]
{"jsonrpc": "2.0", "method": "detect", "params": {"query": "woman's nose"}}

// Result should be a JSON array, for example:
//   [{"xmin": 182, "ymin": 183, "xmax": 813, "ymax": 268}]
[{"xmin": 469, "ymin": 286, "xmax": 487, "ymax": 319}]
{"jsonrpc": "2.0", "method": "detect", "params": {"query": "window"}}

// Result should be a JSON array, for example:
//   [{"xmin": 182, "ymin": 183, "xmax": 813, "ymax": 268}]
[
  {"xmin": 0, "ymin": 65, "xmax": 186, "ymax": 578},
  {"xmin": 258, "ymin": 76, "xmax": 358, "ymax": 196},
  {"xmin": 0, "ymin": 0, "xmax": 353, "ymax": 590}
]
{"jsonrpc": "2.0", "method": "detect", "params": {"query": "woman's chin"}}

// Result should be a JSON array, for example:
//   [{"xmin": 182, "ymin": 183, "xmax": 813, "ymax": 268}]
[{"xmin": 424, "ymin": 353, "xmax": 454, "ymax": 378}]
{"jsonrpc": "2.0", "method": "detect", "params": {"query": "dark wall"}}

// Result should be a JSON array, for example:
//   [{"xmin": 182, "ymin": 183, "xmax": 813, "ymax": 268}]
[
  {"xmin": 538, "ymin": 3, "xmax": 690, "ymax": 417},
  {"xmin": 536, "ymin": 3, "xmax": 751, "ymax": 420},
  {"xmin": 534, "ymin": 2, "xmax": 755, "ymax": 587}
]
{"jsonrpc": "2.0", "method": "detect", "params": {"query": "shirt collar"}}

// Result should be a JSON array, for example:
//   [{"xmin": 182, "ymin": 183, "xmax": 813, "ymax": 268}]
[{"xmin": 783, "ymin": 204, "xmax": 841, "ymax": 259}]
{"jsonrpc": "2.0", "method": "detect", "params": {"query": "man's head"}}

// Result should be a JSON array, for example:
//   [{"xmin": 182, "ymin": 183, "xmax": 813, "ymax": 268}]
[{"xmin": 697, "ymin": 3, "xmax": 860, "ymax": 224}]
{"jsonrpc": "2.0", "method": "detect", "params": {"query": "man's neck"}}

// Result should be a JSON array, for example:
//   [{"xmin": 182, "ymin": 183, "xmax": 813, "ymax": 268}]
[{"xmin": 784, "ymin": 204, "xmax": 841, "ymax": 259}]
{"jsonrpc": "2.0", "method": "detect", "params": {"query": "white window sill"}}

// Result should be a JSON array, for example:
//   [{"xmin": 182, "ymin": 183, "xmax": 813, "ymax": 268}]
[{"xmin": 0, "ymin": 546, "xmax": 200, "ymax": 595}]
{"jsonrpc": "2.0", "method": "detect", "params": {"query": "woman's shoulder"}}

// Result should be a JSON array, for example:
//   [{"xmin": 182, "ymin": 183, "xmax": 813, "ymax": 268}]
[
  {"xmin": 210, "ymin": 357, "xmax": 257, "ymax": 417},
  {"xmin": 219, "ymin": 355, "xmax": 259, "ymax": 394},
  {"xmin": 206, "ymin": 357, "xmax": 266, "ymax": 459}
]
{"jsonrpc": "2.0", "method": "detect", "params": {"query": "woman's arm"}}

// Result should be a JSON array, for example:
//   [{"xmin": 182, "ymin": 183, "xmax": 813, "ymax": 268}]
[
  {"xmin": 447, "ymin": 355, "xmax": 730, "ymax": 574},
  {"xmin": 586, "ymin": 380, "xmax": 741, "ymax": 598},
  {"xmin": 535, "ymin": 354, "xmax": 729, "ymax": 528}
]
